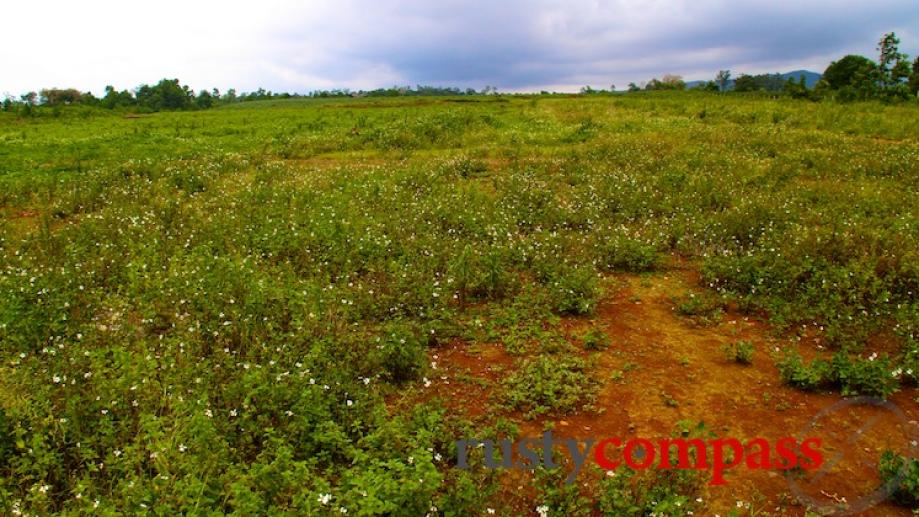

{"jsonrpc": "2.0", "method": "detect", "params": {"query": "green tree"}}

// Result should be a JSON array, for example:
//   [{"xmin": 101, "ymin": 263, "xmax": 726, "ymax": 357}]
[
  {"xmin": 39, "ymin": 88, "xmax": 84, "ymax": 106},
  {"xmin": 909, "ymin": 57, "xmax": 919, "ymax": 96},
  {"xmin": 101, "ymin": 85, "xmax": 136, "ymax": 109},
  {"xmin": 732, "ymin": 74, "xmax": 758, "ymax": 92},
  {"xmin": 877, "ymin": 32, "xmax": 911, "ymax": 99},
  {"xmin": 135, "ymin": 79, "xmax": 194, "ymax": 111},
  {"xmin": 645, "ymin": 74, "xmax": 685, "ymax": 91},
  {"xmin": 784, "ymin": 75, "xmax": 812, "ymax": 100},
  {"xmin": 823, "ymin": 55, "xmax": 876, "ymax": 89},
  {"xmin": 20, "ymin": 91, "xmax": 37, "ymax": 105},
  {"xmin": 716, "ymin": 70, "xmax": 731, "ymax": 92},
  {"xmin": 195, "ymin": 89, "xmax": 214, "ymax": 109}
]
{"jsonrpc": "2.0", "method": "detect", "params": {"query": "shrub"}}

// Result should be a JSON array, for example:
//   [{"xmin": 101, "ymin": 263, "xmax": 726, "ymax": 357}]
[
  {"xmin": 596, "ymin": 234, "xmax": 659, "ymax": 272},
  {"xmin": 830, "ymin": 352, "xmax": 899, "ymax": 398},
  {"xmin": 598, "ymin": 466, "xmax": 704, "ymax": 516},
  {"xmin": 879, "ymin": 450, "xmax": 919, "ymax": 507},
  {"xmin": 777, "ymin": 351, "xmax": 899, "ymax": 397},
  {"xmin": 776, "ymin": 352, "xmax": 833, "ymax": 391},
  {"xmin": 582, "ymin": 327, "xmax": 610, "ymax": 351},
  {"xmin": 723, "ymin": 340, "xmax": 754, "ymax": 364},
  {"xmin": 544, "ymin": 265, "xmax": 600, "ymax": 316},
  {"xmin": 674, "ymin": 292, "xmax": 724, "ymax": 325},
  {"xmin": 374, "ymin": 323, "xmax": 426, "ymax": 383},
  {"xmin": 503, "ymin": 356, "xmax": 598, "ymax": 418}
]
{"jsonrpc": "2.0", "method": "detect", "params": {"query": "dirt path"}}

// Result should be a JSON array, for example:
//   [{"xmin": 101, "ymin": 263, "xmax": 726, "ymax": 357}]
[{"xmin": 397, "ymin": 265, "xmax": 918, "ymax": 515}]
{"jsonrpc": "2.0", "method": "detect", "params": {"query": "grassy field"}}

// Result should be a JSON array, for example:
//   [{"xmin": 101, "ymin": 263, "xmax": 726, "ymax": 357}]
[{"xmin": 1, "ymin": 93, "xmax": 918, "ymax": 515}]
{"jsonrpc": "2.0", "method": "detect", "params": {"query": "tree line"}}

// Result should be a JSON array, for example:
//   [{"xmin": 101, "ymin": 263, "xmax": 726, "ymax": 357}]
[
  {"xmin": 1, "ymin": 81, "xmax": 499, "ymax": 116},
  {"xmin": 617, "ymin": 32, "xmax": 918, "ymax": 102}
]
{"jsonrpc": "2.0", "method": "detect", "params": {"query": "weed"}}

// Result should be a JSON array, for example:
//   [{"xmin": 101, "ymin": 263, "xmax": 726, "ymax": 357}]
[
  {"xmin": 581, "ymin": 327, "xmax": 610, "ymax": 351},
  {"xmin": 503, "ymin": 356, "xmax": 599, "ymax": 418},
  {"xmin": 879, "ymin": 450, "xmax": 919, "ymax": 507},
  {"xmin": 674, "ymin": 292, "xmax": 724, "ymax": 325},
  {"xmin": 723, "ymin": 340, "xmax": 755, "ymax": 364}
]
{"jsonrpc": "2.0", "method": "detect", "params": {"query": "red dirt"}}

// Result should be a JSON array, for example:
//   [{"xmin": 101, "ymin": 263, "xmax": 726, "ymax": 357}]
[{"xmin": 391, "ymin": 264, "xmax": 918, "ymax": 515}]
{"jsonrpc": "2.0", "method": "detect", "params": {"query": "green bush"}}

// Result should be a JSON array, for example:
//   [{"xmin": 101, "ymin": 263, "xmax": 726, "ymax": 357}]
[
  {"xmin": 723, "ymin": 340, "xmax": 755, "ymax": 364},
  {"xmin": 374, "ymin": 323, "xmax": 427, "ymax": 383},
  {"xmin": 596, "ymin": 234, "xmax": 659, "ymax": 272},
  {"xmin": 503, "ymin": 356, "xmax": 598, "ymax": 417},
  {"xmin": 545, "ymin": 266, "xmax": 600, "ymax": 316},
  {"xmin": 879, "ymin": 450, "xmax": 919, "ymax": 507},
  {"xmin": 674, "ymin": 292, "xmax": 724, "ymax": 324},
  {"xmin": 582, "ymin": 327, "xmax": 610, "ymax": 351},
  {"xmin": 777, "ymin": 351, "xmax": 899, "ymax": 397}
]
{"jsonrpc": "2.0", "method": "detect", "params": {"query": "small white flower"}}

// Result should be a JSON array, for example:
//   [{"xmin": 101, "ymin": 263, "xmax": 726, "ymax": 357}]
[
  {"xmin": 487, "ymin": 509, "xmax": 495, "ymax": 515},
  {"xmin": 536, "ymin": 505, "xmax": 549, "ymax": 517},
  {"xmin": 318, "ymin": 493, "xmax": 332, "ymax": 505}
]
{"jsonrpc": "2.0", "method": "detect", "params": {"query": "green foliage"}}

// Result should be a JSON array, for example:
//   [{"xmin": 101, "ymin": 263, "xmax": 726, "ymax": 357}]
[
  {"xmin": 597, "ymin": 467, "xmax": 704, "ymax": 516},
  {"xmin": 503, "ymin": 356, "xmax": 598, "ymax": 418},
  {"xmin": 777, "ymin": 351, "xmax": 900, "ymax": 397},
  {"xmin": 596, "ymin": 233, "xmax": 659, "ymax": 272},
  {"xmin": 823, "ymin": 55, "xmax": 877, "ymax": 90},
  {"xmin": 540, "ymin": 264, "xmax": 600, "ymax": 316},
  {"xmin": 723, "ymin": 340, "xmax": 754, "ymax": 364},
  {"xmin": 674, "ymin": 292, "xmax": 724, "ymax": 325},
  {"xmin": 534, "ymin": 466, "xmax": 592, "ymax": 516},
  {"xmin": 1, "ymin": 91, "xmax": 918, "ymax": 513},
  {"xmin": 373, "ymin": 323, "xmax": 427, "ymax": 383},
  {"xmin": 645, "ymin": 75, "xmax": 686, "ymax": 91},
  {"xmin": 879, "ymin": 450, "xmax": 919, "ymax": 507},
  {"xmin": 581, "ymin": 327, "xmax": 610, "ymax": 351}
]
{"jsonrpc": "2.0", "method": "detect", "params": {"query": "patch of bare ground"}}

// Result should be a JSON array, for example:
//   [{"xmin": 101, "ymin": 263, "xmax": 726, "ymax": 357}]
[{"xmin": 394, "ymin": 261, "xmax": 918, "ymax": 515}]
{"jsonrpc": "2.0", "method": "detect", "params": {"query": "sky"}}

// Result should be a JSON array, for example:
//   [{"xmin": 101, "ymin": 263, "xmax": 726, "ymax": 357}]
[{"xmin": 3, "ymin": 0, "xmax": 919, "ymax": 96}]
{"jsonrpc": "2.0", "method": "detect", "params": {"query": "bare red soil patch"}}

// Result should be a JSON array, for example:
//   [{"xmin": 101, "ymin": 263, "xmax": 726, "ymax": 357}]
[{"xmin": 392, "ymin": 265, "xmax": 918, "ymax": 515}]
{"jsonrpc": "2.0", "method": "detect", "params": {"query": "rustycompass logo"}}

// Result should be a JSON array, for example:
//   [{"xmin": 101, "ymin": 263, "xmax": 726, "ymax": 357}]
[{"xmin": 456, "ymin": 431, "xmax": 824, "ymax": 485}]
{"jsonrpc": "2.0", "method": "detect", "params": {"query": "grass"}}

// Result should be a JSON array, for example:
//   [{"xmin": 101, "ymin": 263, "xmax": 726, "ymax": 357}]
[{"xmin": 1, "ymin": 92, "xmax": 918, "ymax": 513}]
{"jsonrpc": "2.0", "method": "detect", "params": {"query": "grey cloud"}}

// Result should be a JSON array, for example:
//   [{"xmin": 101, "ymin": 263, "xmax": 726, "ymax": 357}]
[{"xmin": 265, "ymin": 0, "xmax": 919, "ymax": 90}]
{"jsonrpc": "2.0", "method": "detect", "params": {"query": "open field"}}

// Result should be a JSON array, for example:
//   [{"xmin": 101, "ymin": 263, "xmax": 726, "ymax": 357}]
[{"xmin": 1, "ymin": 93, "xmax": 918, "ymax": 515}]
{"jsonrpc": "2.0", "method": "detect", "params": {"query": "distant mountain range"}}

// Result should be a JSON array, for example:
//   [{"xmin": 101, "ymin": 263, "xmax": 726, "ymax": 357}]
[{"xmin": 685, "ymin": 70, "xmax": 822, "ymax": 90}]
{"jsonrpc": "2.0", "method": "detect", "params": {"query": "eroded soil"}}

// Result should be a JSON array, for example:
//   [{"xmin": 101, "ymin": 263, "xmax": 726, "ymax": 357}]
[{"xmin": 392, "ymin": 263, "xmax": 919, "ymax": 516}]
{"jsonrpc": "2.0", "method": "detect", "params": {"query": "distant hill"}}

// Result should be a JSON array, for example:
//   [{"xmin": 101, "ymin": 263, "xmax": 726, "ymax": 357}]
[
  {"xmin": 780, "ymin": 70, "xmax": 821, "ymax": 88},
  {"xmin": 684, "ymin": 70, "xmax": 822, "ymax": 90}
]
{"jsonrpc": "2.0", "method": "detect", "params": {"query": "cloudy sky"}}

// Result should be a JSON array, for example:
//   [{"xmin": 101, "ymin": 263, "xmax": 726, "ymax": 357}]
[{"xmin": 3, "ymin": 0, "xmax": 918, "ymax": 95}]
